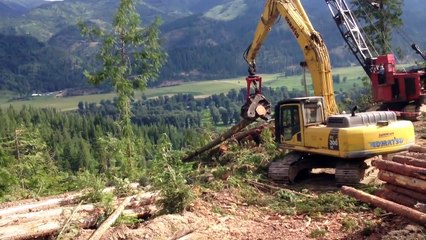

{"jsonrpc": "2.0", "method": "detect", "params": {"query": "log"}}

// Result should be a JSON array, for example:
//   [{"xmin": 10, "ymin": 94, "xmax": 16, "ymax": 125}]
[
  {"xmin": 378, "ymin": 170, "xmax": 426, "ymax": 193},
  {"xmin": 0, "ymin": 204, "xmax": 96, "ymax": 227},
  {"xmin": 391, "ymin": 152, "xmax": 426, "ymax": 160},
  {"xmin": 0, "ymin": 198, "xmax": 157, "ymax": 240},
  {"xmin": 182, "ymin": 119, "xmax": 255, "ymax": 162},
  {"xmin": 0, "ymin": 209, "xmax": 101, "ymax": 240},
  {"xmin": 0, "ymin": 193, "xmax": 82, "ymax": 218},
  {"xmin": 231, "ymin": 121, "xmax": 273, "ymax": 145},
  {"xmin": 0, "ymin": 192, "xmax": 157, "ymax": 228},
  {"xmin": 409, "ymin": 144, "xmax": 426, "ymax": 153},
  {"xmin": 391, "ymin": 155, "xmax": 426, "ymax": 169},
  {"xmin": 0, "ymin": 183, "xmax": 140, "ymax": 218},
  {"xmin": 376, "ymin": 189, "xmax": 421, "ymax": 210},
  {"xmin": 384, "ymin": 184, "xmax": 426, "ymax": 203},
  {"xmin": 372, "ymin": 159, "xmax": 426, "ymax": 180},
  {"xmin": 89, "ymin": 196, "xmax": 132, "ymax": 240},
  {"xmin": 341, "ymin": 186, "xmax": 426, "ymax": 225}
]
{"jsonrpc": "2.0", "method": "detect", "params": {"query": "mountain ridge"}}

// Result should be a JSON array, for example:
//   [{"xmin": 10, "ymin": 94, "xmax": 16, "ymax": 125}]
[{"xmin": 0, "ymin": 0, "xmax": 425, "ymax": 93}]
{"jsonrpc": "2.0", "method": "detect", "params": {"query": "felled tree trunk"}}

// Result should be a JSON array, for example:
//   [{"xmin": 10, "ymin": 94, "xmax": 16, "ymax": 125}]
[
  {"xmin": 0, "ymin": 193, "xmax": 83, "ymax": 218},
  {"xmin": 384, "ymin": 184, "xmax": 426, "ymax": 203},
  {"xmin": 182, "ymin": 119, "xmax": 254, "ymax": 162},
  {"xmin": 0, "ymin": 192, "xmax": 157, "ymax": 240},
  {"xmin": 341, "ymin": 186, "xmax": 426, "ymax": 225},
  {"xmin": 391, "ymin": 155, "xmax": 426, "ymax": 169},
  {"xmin": 0, "ymin": 183, "xmax": 140, "ymax": 218},
  {"xmin": 0, "ymin": 210, "xmax": 101, "ymax": 240},
  {"xmin": 378, "ymin": 170, "xmax": 426, "ymax": 193},
  {"xmin": 89, "ymin": 196, "xmax": 132, "ymax": 240},
  {"xmin": 408, "ymin": 145, "xmax": 426, "ymax": 153},
  {"xmin": 376, "ymin": 189, "xmax": 422, "ymax": 211},
  {"xmin": 372, "ymin": 159, "xmax": 426, "ymax": 180}
]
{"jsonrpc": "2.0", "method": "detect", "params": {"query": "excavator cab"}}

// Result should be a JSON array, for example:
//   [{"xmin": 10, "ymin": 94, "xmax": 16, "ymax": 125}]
[{"xmin": 275, "ymin": 97, "xmax": 325, "ymax": 147}]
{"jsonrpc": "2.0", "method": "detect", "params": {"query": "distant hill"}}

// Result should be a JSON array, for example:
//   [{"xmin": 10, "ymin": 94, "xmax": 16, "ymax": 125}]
[
  {"xmin": 0, "ymin": 1, "xmax": 27, "ymax": 16},
  {"xmin": 0, "ymin": 0, "xmax": 425, "ymax": 93}
]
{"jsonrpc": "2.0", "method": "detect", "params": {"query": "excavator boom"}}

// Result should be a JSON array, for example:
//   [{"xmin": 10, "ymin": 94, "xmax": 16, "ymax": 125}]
[{"xmin": 244, "ymin": 0, "xmax": 339, "ymax": 117}]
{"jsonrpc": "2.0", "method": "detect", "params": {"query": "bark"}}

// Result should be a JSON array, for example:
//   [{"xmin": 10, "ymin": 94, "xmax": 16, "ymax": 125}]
[
  {"xmin": 89, "ymin": 196, "xmax": 132, "ymax": 240},
  {"xmin": 376, "ymin": 189, "xmax": 421, "ymax": 210},
  {"xmin": 231, "ymin": 122, "xmax": 273, "ymax": 144},
  {"xmin": 182, "ymin": 119, "xmax": 254, "ymax": 162},
  {"xmin": 372, "ymin": 159, "xmax": 426, "ymax": 180},
  {"xmin": 378, "ymin": 170, "xmax": 426, "ymax": 193},
  {"xmin": 0, "ymin": 192, "xmax": 157, "ymax": 240},
  {"xmin": 408, "ymin": 145, "xmax": 426, "ymax": 153},
  {"xmin": 0, "ymin": 204, "xmax": 96, "ymax": 227},
  {"xmin": 391, "ymin": 155, "xmax": 426, "ymax": 169},
  {"xmin": 0, "ymin": 193, "xmax": 82, "ymax": 218},
  {"xmin": 0, "ymin": 183, "xmax": 140, "ymax": 218},
  {"xmin": 341, "ymin": 186, "xmax": 426, "ymax": 225},
  {"xmin": 0, "ymin": 210, "xmax": 101, "ymax": 240},
  {"xmin": 392, "ymin": 151, "xmax": 426, "ymax": 160},
  {"xmin": 384, "ymin": 184, "xmax": 426, "ymax": 203}
]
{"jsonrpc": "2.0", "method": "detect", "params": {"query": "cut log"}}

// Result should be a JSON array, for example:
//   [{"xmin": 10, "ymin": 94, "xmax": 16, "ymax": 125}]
[
  {"xmin": 0, "ymin": 193, "xmax": 82, "ymax": 218},
  {"xmin": 0, "ymin": 192, "xmax": 157, "ymax": 240},
  {"xmin": 378, "ymin": 170, "xmax": 426, "ymax": 193},
  {"xmin": 384, "ymin": 184, "xmax": 426, "ymax": 203},
  {"xmin": 0, "ymin": 209, "xmax": 102, "ymax": 240},
  {"xmin": 372, "ymin": 159, "xmax": 426, "ymax": 180},
  {"xmin": 408, "ymin": 145, "xmax": 426, "ymax": 153},
  {"xmin": 0, "ymin": 192, "xmax": 157, "ymax": 228},
  {"xmin": 391, "ymin": 155, "xmax": 426, "ymax": 169},
  {"xmin": 0, "ymin": 183, "xmax": 140, "ymax": 218},
  {"xmin": 341, "ymin": 186, "xmax": 426, "ymax": 225},
  {"xmin": 391, "ymin": 152, "xmax": 426, "ymax": 160},
  {"xmin": 0, "ymin": 204, "xmax": 96, "ymax": 227},
  {"xmin": 231, "ymin": 122, "xmax": 273, "ymax": 145},
  {"xmin": 182, "ymin": 119, "xmax": 255, "ymax": 162},
  {"xmin": 376, "ymin": 189, "xmax": 421, "ymax": 210},
  {"xmin": 89, "ymin": 196, "xmax": 132, "ymax": 240}
]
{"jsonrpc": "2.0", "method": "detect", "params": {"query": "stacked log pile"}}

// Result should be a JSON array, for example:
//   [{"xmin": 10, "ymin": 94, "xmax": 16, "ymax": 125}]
[
  {"xmin": 342, "ymin": 144, "xmax": 426, "ymax": 225},
  {"xmin": 0, "ymin": 188, "xmax": 158, "ymax": 240}
]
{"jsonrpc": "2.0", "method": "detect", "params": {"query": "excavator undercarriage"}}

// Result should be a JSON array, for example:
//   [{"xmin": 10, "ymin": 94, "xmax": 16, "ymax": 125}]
[{"xmin": 268, "ymin": 152, "xmax": 375, "ymax": 186}]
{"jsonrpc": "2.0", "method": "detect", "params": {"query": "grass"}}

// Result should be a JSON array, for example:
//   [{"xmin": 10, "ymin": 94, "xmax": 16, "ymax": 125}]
[{"xmin": 0, "ymin": 66, "xmax": 371, "ymax": 111}]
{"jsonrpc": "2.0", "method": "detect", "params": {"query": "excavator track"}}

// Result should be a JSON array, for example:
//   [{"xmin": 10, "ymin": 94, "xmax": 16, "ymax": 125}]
[
  {"xmin": 335, "ymin": 162, "xmax": 365, "ymax": 186},
  {"xmin": 269, "ymin": 152, "xmax": 377, "ymax": 186},
  {"xmin": 268, "ymin": 152, "xmax": 311, "ymax": 184},
  {"xmin": 335, "ymin": 157, "xmax": 377, "ymax": 186}
]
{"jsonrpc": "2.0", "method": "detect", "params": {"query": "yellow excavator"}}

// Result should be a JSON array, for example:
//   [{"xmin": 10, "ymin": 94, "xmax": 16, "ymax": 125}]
[{"xmin": 241, "ymin": 0, "xmax": 416, "ymax": 185}]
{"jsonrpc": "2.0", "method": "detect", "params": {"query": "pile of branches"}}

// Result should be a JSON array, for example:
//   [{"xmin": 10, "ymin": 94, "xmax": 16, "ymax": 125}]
[
  {"xmin": 0, "ymin": 185, "xmax": 157, "ymax": 240},
  {"xmin": 342, "ymin": 145, "xmax": 426, "ymax": 225}
]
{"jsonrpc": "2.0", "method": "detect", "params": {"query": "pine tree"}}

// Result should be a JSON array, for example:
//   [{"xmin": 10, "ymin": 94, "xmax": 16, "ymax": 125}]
[
  {"xmin": 79, "ymin": 0, "xmax": 166, "ymax": 177},
  {"xmin": 351, "ymin": 0, "xmax": 403, "ymax": 55}
]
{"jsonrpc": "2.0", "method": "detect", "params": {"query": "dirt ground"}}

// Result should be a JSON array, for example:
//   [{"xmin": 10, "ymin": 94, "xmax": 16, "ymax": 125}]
[
  {"xmin": 88, "ymin": 187, "xmax": 423, "ymax": 240},
  {"xmin": 89, "ymin": 119, "xmax": 425, "ymax": 240}
]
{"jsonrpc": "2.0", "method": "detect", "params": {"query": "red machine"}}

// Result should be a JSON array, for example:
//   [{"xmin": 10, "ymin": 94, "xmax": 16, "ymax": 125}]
[{"xmin": 326, "ymin": 0, "xmax": 426, "ymax": 120}]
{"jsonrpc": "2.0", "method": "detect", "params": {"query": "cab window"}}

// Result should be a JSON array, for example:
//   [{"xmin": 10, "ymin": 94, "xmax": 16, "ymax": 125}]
[
  {"xmin": 304, "ymin": 103, "xmax": 323, "ymax": 124},
  {"xmin": 280, "ymin": 105, "xmax": 300, "ymax": 141}
]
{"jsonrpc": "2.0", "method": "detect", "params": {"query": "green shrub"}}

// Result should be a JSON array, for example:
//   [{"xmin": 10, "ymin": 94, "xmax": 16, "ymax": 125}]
[{"xmin": 149, "ymin": 134, "xmax": 194, "ymax": 214}]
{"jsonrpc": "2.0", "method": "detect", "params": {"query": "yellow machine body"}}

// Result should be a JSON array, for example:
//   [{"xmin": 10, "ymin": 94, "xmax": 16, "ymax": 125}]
[{"xmin": 275, "ymin": 97, "xmax": 415, "ymax": 159}]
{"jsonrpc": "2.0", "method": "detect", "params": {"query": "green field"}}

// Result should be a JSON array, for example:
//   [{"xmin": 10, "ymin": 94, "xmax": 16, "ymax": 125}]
[{"xmin": 0, "ymin": 66, "xmax": 368, "ymax": 111}]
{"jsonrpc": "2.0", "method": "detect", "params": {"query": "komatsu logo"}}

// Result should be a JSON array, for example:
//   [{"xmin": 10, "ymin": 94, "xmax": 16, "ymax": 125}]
[{"xmin": 369, "ymin": 138, "xmax": 404, "ymax": 148}]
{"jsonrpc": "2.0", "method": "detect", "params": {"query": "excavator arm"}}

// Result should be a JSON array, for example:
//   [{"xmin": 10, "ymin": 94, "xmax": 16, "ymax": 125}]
[{"xmin": 244, "ymin": 0, "xmax": 339, "ymax": 116}]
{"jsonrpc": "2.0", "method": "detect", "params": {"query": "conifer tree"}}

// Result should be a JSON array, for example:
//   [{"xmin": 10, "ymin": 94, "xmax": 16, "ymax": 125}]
[
  {"xmin": 79, "ymin": 0, "xmax": 166, "ymax": 176},
  {"xmin": 351, "ymin": 0, "xmax": 403, "ymax": 55}
]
